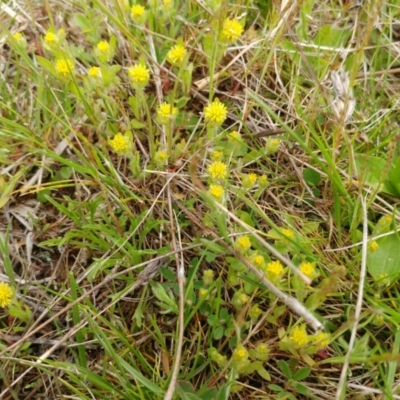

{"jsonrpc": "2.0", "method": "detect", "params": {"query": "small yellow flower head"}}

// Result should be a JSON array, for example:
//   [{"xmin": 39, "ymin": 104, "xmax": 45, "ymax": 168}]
[
  {"xmin": 210, "ymin": 150, "xmax": 223, "ymax": 161},
  {"xmin": 221, "ymin": 18, "xmax": 244, "ymax": 42},
  {"xmin": 248, "ymin": 304, "xmax": 262, "ymax": 320},
  {"xmin": 235, "ymin": 235, "xmax": 251, "ymax": 254},
  {"xmin": 204, "ymin": 98, "xmax": 228, "ymax": 127},
  {"xmin": 109, "ymin": 132, "xmax": 130, "ymax": 154},
  {"xmin": 10, "ymin": 32, "xmax": 26, "ymax": 48},
  {"xmin": 265, "ymin": 138, "xmax": 280, "ymax": 154},
  {"xmin": 242, "ymin": 173, "xmax": 257, "ymax": 189},
  {"xmin": 289, "ymin": 325, "xmax": 309, "ymax": 347},
  {"xmin": 299, "ymin": 262, "xmax": 316, "ymax": 278},
  {"xmin": 157, "ymin": 102, "xmax": 178, "ymax": 125},
  {"xmin": 154, "ymin": 150, "xmax": 168, "ymax": 166},
  {"xmin": 55, "ymin": 59, "xmax": 74, "ymax": 78},
  {"xmin": 88, "ymin": 66, "xmax": 101, "ymax": 77},
  {"xmin": 313, "ymin": 332, "xmax": 330, "ymax": 348},
  {"xmin": 232, "ymin": 289, "xmax": 249, "ymax": 308},
  {"xmin": 208, "ymin": 161, "xmax": 228, "ymax": 180},
  {"xmin": 215, "ymin": 353, "xmax": 227, "ymax": 367},
  {"xmin": 368, "ymin": 241, "xmax": 379, "ymax": 253},
  {"xmin": 0, "ymin": 282, "xmax": 14, "ymax": 308},
  {"xmin": 43, "ymin": 29, "xmax": 65, "ymax": 49},
  {"xmin": 232, "ymin": 344, "xmax": 248, "ymax": 362},
  {"xmin": 209, "ymin": 184, "xmax": 224, "ymax": 200},
  {"xmin": 97, "ymin": 41, "xmax": 109, "ymax": 53},
  {"xmin": 162, "ymin": 0, "xmax": 174, "ymax": 12},
  {"xmin": 130, "ymin": 5, "xmax": 146, "ymax": 24},
  {"xmin": 256, "ymin": 343, "xmax": 269, "ymax": 358},
  {"xmin": 166, "ymin": 44, "xmax": 187, "ymax": 66},
  {"xmin": 252, "ymin": 254, "xmax": 265, "ymax": 269},
  {"xmin": 45, "ymin": 31, "xmax": 57, "ymax": 43},
  {"xmin": 258, "ymin": 174, "xmax": 268, "ymax": 188},
  {"xmin": 281, "ymin": 228, "xmax": 294, "ymax": 239},
  {"xmin": 266, "ymin": 260, "xmax": 284, "ymax": 280},
  {"xmin": 199, "ymin": 287, "xmax": 208, "ymax": 298},
  {"xmin": 128, "ymin": 64, "xmax": 150, "ymax": 87},
  {"xmin": 202, "ymin": 269, "xmax": 214, "ymax": 286},
  {"xmin": 12, "ymin": 32, "xmax": 23, "ymax": 41},
  {"xmin": 227, "ymin": 130, "xmax": 242, "ymax": 143}
]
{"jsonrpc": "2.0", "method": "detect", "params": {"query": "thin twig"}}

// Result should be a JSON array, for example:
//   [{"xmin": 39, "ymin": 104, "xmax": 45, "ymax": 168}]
[
  {"xmin": 336, "ymin": 196, "xmax": 368, "ymax": 399},
  {"xmin": 163, "ymin": 188, "xmax": 185, "ymax": 400}
]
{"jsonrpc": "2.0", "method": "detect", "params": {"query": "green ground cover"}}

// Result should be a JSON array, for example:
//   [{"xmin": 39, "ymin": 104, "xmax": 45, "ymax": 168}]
[{"xmin": 1, "ymin": 0, "xmax": 400, "ymax": 398}]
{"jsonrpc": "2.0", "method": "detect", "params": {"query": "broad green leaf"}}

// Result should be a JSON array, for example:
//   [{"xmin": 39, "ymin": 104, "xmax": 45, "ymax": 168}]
[
  {"xmin": 303, "ymin": 168, "xmax": 321, "ymax": 186},
  {"xmin": 367, "ymin": 233, "xmax": 400, "ymax": 283}
]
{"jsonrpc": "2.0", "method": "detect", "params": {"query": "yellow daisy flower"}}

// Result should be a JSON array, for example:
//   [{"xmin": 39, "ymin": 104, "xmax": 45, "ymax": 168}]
[
  {"xmin": 128, "ymin": 64, "xmax": 150, "ymax": 86},
  {"xmin": 222, "ymin": 18, "xmax": 244, "ymax": 42},
  {"xmin": 204, "ymin": 98, "xmax": 228, "ymax": 126},
  {"xmin": 207, "ymin": 161, "xmax": 228, "ymax": 180},
  {"xmin": 0, "ymin": 282, "xmax": 13, "ymax": 308},
  {"xmin": 166, "ymin": 44, "xmax": 187, "ymax": 65}
]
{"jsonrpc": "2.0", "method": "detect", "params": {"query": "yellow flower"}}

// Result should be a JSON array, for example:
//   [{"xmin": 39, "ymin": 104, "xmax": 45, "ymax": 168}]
[
  {"xmin": 12, "ymin": 32, "xmax": 23, "ymax": 41},
  {"xmin": 88, "ymin": 66, "xmax": 101, "ymax": 77},
  {"xmin": 221, "ymin": 18, "xmax": 244, "ymax": 42},
  {"xmin": 258, "ymin": 174, "xmax": 268, "ymax": 187},
  {"xmin": 0, "ymin": 282, "xmax": 13, "ymax": 308},
  {"xmin": 368, "ymin": 241, "xmax": 379, "ymax": 253},
  {"xmin": 209, "ymin": 184, "xmax": 224, "ymax": 200},
  {"xmin": 227, "ymin": 130, "xmax": 241, "ymax": 142},
  {"xmin": 314, "ymin": 332, "xmax": 330, "ymax": 348},
  {"xmin": 248, "ymin": 304, "xmax": 262, "ymax": 320},
  {"xmin": 265, "ymin": 138, "xmax": 280, "ymax": 154},
  {"xmin": 128, "ymin": 64, "xmax": 150, "ymax": 86},
  {"xmin": 210, "ymin": 151, "xmax": 223, "ymax": 161},
  {"xmin": 157, "ymin": 102, "xmax": 178, "ymax": 124},
  {"xmin": 131, "ymin": 5, "xmax": 146, "ymax": 24},
  {"xmin": 256, "ymin": 343, "xmax": 269, "ymax": 356},
  {"xmin": 109, "ymin": 132, "xmax": 130, "ymax": 154},
  {"xmin": 204, "ymin": 98, "xmax": 228, "ymax": 126},
  {"xmin": 281, "ymin": 228, "xmax": 294, "ymax": 239},
  {"xmin": 235, "ymin": 235, "xmax": 251, "ymax": 253},
  {"xmin": 199, "ymin": 288, "xmax": 208, "ymax": 298},
  {"xmin": 155, "ymin": 150, "xmax": 168, "ymax": 166},
  {"xmin": 202, "ymin": 269, "xmax": 214, "ymax": 285},
  {"xmin": 299, "ymin": 262, "xmax": 315, "ymax": 278},
  {"xmin": 266, "ymin": 260, "xmax": 283, "ymax": 276},
  {"xmin": 289, "ymin": 325, "xmax": 309, "ymax": 347},
  {"xmin": 252, "ymin": 254, "xmax": 265, "ymax": 268},
  {"xmin": 232, "ymin": 344, "xmax": 248, "ymax": 362},
  {"xmin": 97, "ymin": 41, "xmax": 110, "ymax": 53},
  {"xmin": 242, "ymin": 173, "xmax": 257, "ymax": 189},
  {"xmin": 45, "ymin": 31, "xmax": 56, "ymax": 43},
  {"xmin": 55, "ymin": 59, "xmax": 74, "ymax": 77},
  {"xmin": 43, "ymin": 29, "xmax": 65, "ymax": 48},
  {"xmin": 166, "ymin": 44, "xmax": 187, "ymax": 65},
  {"xmin": 208, "ymin": 161, "xmax": 228, "ymax": 180}
]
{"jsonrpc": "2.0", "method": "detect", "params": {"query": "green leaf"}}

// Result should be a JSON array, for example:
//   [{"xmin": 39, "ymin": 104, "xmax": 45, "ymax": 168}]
[
  {"xmin": 213, "ymin": 326, "xmax": 224, "ymax": 340},
  {"xmin": 278, "ymin": 360, "xmax": 292, "ymax": 379},
  {"xmin": 303, "ymin": 168, "xmax": 321, "ymax": 186},
  {"xmin": 293, "ymin": 367, "xmax": 311, "ymax": 381},
  {"xmin": 354, "ymin": 154, "xmax": 386, "ymax": 189},
  {"xmin": 256, "ymin": 366, "xmax": 271, "ymax": 381},
  {"xmin": 130, "ymin": 119, "xmax": 146, "ymax": 129},
  {"xmin": 73, "ymin": 13, "xmax": 93, "ymax": 33},
  {"xmin": 36, "ymin": 56, "xmax": 57, "ymax": 76},
  {"xmin": 294, "ymin": 382, "xmax": 309, "ymax": 395},
  {"xmin": 268, "ymin": 384, "xmax": 283, "ymax": 392},
  {"xmin": 367, "ymin": 233, "xmax": 400, "ymax": 283}
]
